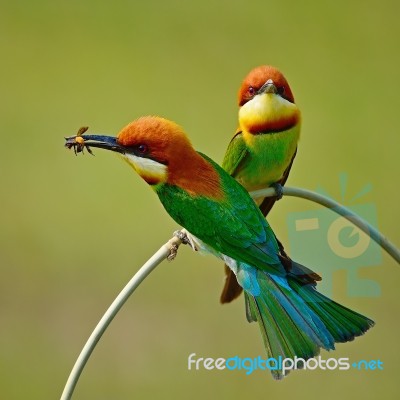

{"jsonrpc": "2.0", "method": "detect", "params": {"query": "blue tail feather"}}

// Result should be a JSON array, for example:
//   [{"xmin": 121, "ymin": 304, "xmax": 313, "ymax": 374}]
[{"xmin": 236, "ymin": 263, "xmax": 374, "ymax": 379}]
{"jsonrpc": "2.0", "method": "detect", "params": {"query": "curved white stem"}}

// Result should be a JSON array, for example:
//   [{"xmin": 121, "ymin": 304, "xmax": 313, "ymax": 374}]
[{"xmin": 60, "ymin": 186, "xmax": 399, "ymax": 399}]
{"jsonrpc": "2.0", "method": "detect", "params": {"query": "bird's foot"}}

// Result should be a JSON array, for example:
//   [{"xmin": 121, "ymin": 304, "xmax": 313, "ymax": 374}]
[
  {"xmin": 272, "ymin": 183, "xmax": 284, "ymax": 200},
  {"xmin": 173, "ymin": 229, "xmax": 198, "ymax": 251},
  {"xmin": 173, "ymin": 230, "xmax": 190, "ymax": 244}
]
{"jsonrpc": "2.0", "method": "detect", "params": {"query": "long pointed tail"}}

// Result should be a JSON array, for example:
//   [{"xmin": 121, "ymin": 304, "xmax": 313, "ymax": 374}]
[{"xmin": 242, "ymin": 269, "xmax": 374, "ymax": 379}]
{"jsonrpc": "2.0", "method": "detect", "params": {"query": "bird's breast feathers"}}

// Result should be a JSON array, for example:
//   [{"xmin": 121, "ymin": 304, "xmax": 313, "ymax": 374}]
[
  {"xmin": 237, "ymin": 125, "xmax": 300, "ymax": 190},
  {"xmin": 239, "ymin": 93, "xmax": 300, "ymax": 134}
]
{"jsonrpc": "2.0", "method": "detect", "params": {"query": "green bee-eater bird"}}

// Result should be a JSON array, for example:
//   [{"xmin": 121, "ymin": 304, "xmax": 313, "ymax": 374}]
[
  {"xmin": 65, "ymin": 116, "xmax": 374, "ymax": 379},
  {"xmin": 221, "ymin": 65, "xmax": 301, "ymax": 304}
]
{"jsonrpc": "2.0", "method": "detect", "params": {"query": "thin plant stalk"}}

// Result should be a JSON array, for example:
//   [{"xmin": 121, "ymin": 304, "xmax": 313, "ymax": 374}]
[{"xmin": 60, "ymin": 186, "xmax": 399, "ymax": 400}]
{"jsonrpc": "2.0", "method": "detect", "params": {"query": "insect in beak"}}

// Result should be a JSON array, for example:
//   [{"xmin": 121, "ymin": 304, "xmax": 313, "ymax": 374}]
[{"xmin": 65, "ymin": 126, "xmax": 94, "ymax": 156}]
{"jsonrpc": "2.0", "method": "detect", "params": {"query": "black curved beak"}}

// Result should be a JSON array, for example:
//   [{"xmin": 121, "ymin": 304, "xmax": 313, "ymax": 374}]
[
  {"xmin": 257, "ymin": 79, "xmax": 278, "ymax": 95},
  {"xmin": 64, "ymin": 134, "xmax": 125, "ymax": 153}
]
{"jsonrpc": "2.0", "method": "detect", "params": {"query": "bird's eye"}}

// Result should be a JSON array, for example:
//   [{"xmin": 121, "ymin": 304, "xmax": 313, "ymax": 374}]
[
  {"xmin": 277, "ymin": 86, "xmax": 285, "ymax": 96},
  {"xmin": 248, "ymin": 86, "xmax": 255, "ymax": 95},
  {"xmin": 137, "ymin": 144, "xmax": 148, "ymax": 154}
]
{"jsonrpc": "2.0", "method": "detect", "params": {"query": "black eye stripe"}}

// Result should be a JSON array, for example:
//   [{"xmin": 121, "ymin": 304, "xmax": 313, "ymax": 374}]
[
  {"xmin": 130, "ymin": 143, "xmax": 149, "ymax": 156},
  {"xmin": 129, "ymin": 145, "xmax": 169, "ymax": 166}
]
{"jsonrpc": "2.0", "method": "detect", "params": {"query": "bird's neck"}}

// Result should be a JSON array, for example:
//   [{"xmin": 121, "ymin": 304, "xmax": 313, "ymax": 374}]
[{"xmin": 162, "ymin": 152, "xmax": 224, "ymax": 199}]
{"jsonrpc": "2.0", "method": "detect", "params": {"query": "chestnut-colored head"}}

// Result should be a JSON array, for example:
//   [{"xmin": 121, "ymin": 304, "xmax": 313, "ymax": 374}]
[
  {"xmin": 76, "ymin": 116, "xmax": 222, "ymax": 197},
  {"xmin": 237, "ymin": 66, "xmax": 300, "ymax": 134},
  {"xmin": 117, "ymin": 116, "xmax": 193, "ymax": 168},
  {"xmin": 238, "ymin": 65, "xmax": 295, "ymax": 106},
  {"xmin": 116, "ymin": 116, "xmax": 203, "ymax": 186}
]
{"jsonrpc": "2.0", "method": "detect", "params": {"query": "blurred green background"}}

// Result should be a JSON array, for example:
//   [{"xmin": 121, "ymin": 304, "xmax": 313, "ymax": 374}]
[{"xmin": 1, "ymin": 0, "xmax": 399, "ymax": 399}]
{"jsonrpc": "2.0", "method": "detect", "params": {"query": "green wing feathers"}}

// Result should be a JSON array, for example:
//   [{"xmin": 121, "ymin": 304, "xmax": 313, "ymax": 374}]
[{"xmin": 221, "ymin": 131, "xmax": 249, "ymax": 176}]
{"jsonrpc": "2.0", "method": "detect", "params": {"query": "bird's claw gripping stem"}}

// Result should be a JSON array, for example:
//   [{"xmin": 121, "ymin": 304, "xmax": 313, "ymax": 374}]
[
  {"xmin": 167, "ymin": 230, "xmax": 192, "ymax": 261},
  {"xmin": 173, "ymin": 230, "xmax": 191, "ymax": 245},
  {"xmin": 173, "ymin": 230, "xmax": 198, "ymax": 251},
  {"xmin": 272, "ymin": 183, "xmax": 284, "ymax": 200}
]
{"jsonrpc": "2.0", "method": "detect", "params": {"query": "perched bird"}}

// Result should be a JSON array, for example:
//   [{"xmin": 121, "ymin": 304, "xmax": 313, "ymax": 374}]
[
  {"xmin": 66, "ymin": 116, "xmax": 374, "ymax": 379},
  {"xmin": 220, "ymin": 65, "xmax": 301, "ymax": 304}
]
